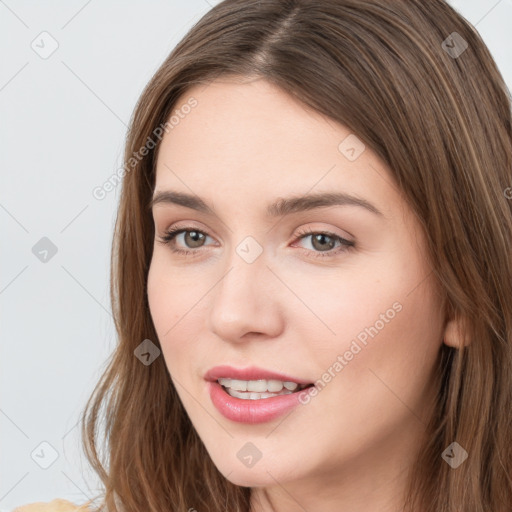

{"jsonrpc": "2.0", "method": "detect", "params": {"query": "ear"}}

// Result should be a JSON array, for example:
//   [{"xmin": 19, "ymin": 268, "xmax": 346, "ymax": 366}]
[{"xmin": 443, "ymin": 311, "xmax": 470, "ymax": 348}]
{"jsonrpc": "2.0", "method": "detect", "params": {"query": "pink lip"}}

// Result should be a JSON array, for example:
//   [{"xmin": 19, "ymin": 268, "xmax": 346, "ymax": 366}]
[
  {"xmin": 204, "ymin": 365, "xmax": 315, "ymax": 424},
  {"xmin": 204, "ymin": 365, "xmax": 312, "ymax": 385},
  {"xmin": 207, "ymin": 381, "xmax": 314, "ymax": 424}
]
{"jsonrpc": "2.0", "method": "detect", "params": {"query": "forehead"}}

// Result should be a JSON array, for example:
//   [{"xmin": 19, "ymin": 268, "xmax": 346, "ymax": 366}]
[
  {"xmin": 163, "ymin": 79, "xmax": 339, "ymax": 154},
  {"xmin": 153, "ymin": 78, "xmax": 401, "ymax": 222}
]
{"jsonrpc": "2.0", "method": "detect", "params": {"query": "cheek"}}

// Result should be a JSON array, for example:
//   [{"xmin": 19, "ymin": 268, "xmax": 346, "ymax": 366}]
[
  {"xmin": 323, "ymin": 275, "xmax": 444, "ymax": 430},
  {"xmin": 302, "ymin": 250, "xmax": 444, "ymax": 393},
  {"xmin": 147, "ymin": 258, "xmax": 189, "ymax": 356},
  {"xmin": 277, "ymin": 258, "xmax": 404, "ymax": 354},
  {"xmin": 147, "ymin": 252, "xmax": 202, "ymax": 328},
  {"xmin": 147, "ymin": 260, "xmax": 174, "ymax": 333},
  {"xmin": 147, "ymin": 255, "xmax": 211, "ymax": 374},
  {"xmin": 293, "ymin": 278, "xmax": 443, "ymax": 458}
]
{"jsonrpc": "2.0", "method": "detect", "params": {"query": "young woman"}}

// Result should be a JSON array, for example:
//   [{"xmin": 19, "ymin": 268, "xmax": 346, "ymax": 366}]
[{"xmin": 16, "ymin": 0, "xmax": 512, "ymax": 511}]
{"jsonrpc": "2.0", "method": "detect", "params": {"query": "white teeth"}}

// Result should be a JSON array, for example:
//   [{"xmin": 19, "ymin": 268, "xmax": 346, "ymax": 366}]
[
  {"xmin": 217, "ymin": 378, "xmax": 304, "ymax": 393},
  {"xmin": 268, "ymin": 379, "xmax": 284, "ymax": 392},
  {"xmin": 230, "ymin": 379, "xmax": 247, "ymax": 391},
  {"xmin": 248, "ymin": 380, "xmax": 267, "ymax": 392},
  {"xmin": 226, "ymin": 388, "xmax": 293, "ymax": 400}
]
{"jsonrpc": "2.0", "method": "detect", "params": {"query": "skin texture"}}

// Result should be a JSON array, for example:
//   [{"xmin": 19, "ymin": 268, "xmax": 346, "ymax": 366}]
[{"xmin": 147, "ymin": 78, "xmax": 463, "ymax": 512}]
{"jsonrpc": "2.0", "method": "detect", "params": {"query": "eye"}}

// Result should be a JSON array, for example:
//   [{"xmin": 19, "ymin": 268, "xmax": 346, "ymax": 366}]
[
  {"xmin": 292, "ymin": 227, "xmax": 355, "ymax": 259},
  {"xmin": 156, "ymin": 225, "xmax": 355, "ymax": 259},
  {"xmin": 157, "ymin": 226, "xmax": 212, "ymax": 256}
]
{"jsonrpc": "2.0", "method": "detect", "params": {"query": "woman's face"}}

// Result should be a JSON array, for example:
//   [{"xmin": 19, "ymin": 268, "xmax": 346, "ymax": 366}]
[{"xmin": 148, "ymin": 78, "xmax": 447, "ymax": 507}]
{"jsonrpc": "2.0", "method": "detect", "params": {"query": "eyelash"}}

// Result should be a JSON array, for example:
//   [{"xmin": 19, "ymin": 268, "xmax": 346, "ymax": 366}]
[{"xmin": 157, "ymin": 226, "xmax": 355, "ymax": 259}]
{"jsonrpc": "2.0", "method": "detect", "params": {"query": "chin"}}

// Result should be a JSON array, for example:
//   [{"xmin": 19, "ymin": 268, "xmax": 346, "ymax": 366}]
[{"xmin": 222, "ymin": 468, "xmax": 277, "ymax": 488}]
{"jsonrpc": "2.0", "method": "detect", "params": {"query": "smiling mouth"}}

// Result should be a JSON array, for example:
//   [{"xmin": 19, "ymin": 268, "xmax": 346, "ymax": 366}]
[{"xmin": 217, "ymin": 378, "xmax": 314, "ymax": 400}]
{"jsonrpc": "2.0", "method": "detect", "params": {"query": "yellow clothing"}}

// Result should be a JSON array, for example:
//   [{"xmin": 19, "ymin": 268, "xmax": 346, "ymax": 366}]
[{"xmin": 12, "ymin": 498, "xmax": 92, "ymax": 512}]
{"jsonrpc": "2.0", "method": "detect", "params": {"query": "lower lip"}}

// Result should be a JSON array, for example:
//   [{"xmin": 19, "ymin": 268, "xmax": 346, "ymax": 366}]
[{"xmin": 207, "ymin": 381, "xmax": 313, "ymax": 424}]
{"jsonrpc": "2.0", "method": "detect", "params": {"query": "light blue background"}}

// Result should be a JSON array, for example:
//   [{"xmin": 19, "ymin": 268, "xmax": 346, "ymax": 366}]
[{"xmin": 1, "ymin": 0, "xmax": 511, "ymax": 509}]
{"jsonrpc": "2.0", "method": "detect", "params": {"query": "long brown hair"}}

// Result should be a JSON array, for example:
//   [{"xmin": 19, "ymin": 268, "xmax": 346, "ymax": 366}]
[{"xmin": 80, "ymin": 1, "xmax": 512, "ymax": 510}]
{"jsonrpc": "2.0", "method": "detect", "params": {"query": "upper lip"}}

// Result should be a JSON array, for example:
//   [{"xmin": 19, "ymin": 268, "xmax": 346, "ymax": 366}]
[{"xmin": 204, "ymin": 365, "xmax": 313, "ymax": 385}]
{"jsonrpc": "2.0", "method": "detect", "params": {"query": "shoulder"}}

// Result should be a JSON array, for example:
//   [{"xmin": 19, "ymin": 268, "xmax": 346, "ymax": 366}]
[{"xmin": 12, "ymin": 498, "xmax": 92, "ymax": 512}]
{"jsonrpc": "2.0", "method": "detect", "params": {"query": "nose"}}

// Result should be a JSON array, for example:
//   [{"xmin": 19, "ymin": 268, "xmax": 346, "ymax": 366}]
[{"xmin": 207, "ymin": 255, "xmax": 284, "ymax": 343}]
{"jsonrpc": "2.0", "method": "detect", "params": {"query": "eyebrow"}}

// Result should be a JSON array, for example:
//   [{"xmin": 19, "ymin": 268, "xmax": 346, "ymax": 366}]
[{"xmin": 149, "ymin": 190, "xmax": 384, "ymax": 218}]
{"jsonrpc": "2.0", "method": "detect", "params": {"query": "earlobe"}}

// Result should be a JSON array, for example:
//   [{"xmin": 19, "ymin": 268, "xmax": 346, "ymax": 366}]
[{"xmin": 443, "ymin": 314, "xmax": 470, "ymax": 348}]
